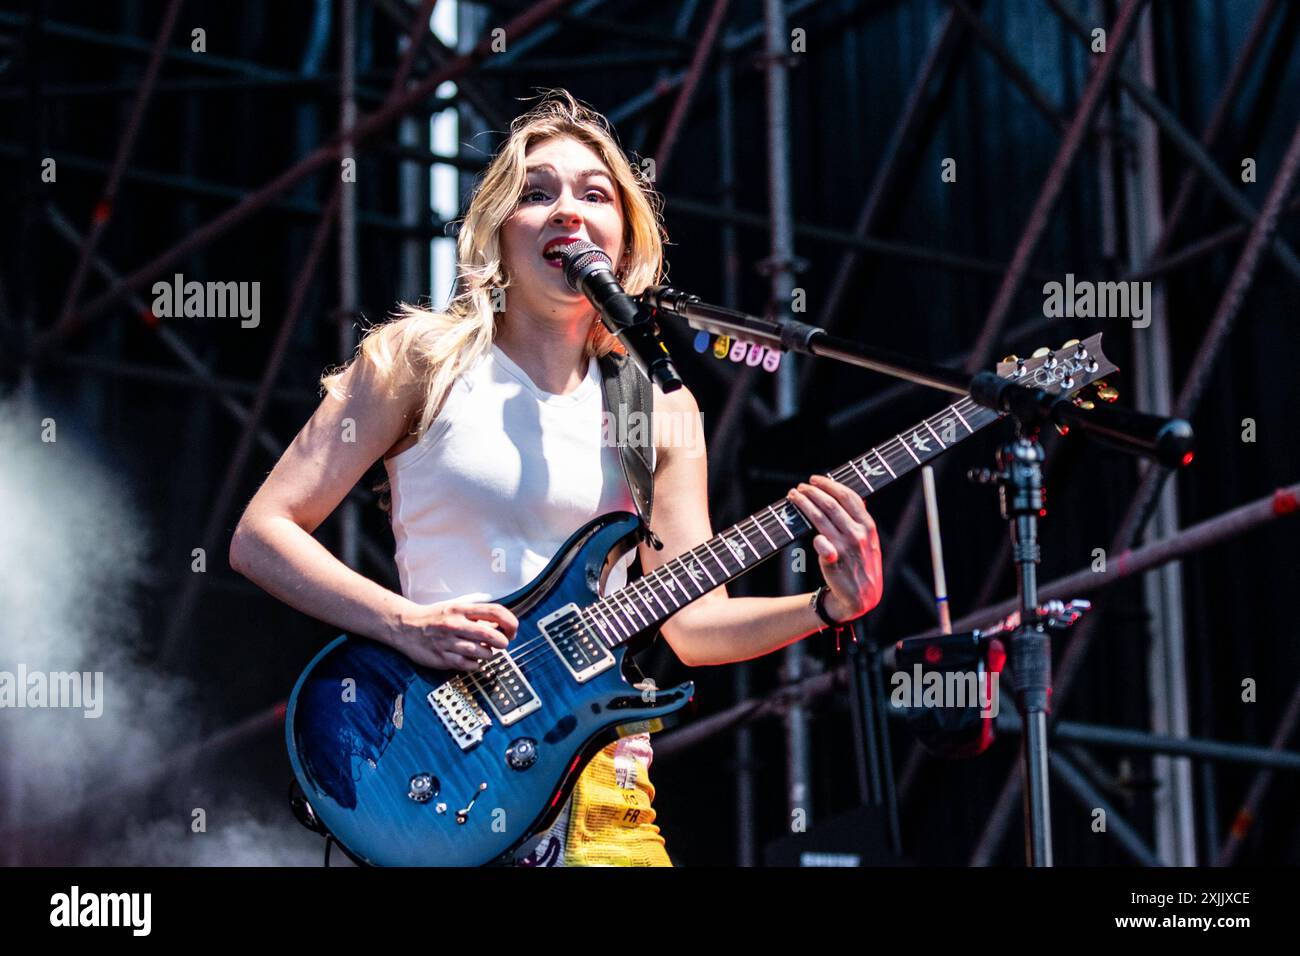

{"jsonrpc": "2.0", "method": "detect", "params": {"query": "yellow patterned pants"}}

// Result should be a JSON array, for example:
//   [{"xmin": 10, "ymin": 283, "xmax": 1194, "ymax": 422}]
[{"xmin": 561, "ymin": 732, "xmax": 672, "ymax": 866}]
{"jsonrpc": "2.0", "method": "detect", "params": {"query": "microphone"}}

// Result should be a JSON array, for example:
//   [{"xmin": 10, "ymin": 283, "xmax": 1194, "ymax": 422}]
[{"xmin": 559, "ymin": 240, "xmax": 683, "ymax": 393}]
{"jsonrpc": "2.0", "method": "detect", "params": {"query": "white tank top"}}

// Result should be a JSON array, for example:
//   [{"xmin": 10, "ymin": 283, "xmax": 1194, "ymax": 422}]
[
  {"xmin": 384, "ymin": 342, "xmax": 646, "ymax": 604},
  {"xmin": 382, "ymin": 342, "xmax": 656, "ymax": 867}
]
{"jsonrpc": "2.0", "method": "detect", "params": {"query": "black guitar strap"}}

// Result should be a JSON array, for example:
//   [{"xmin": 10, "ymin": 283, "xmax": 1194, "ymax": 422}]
[{"xmin": 597, "ymin": 349, "xmax": 663, "ymax": 551}]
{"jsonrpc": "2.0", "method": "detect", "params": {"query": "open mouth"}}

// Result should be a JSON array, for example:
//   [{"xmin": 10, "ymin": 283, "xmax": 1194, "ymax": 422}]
[{"xmin": 541, "ymin": 237, "xmax": 583, "ymax": 268}]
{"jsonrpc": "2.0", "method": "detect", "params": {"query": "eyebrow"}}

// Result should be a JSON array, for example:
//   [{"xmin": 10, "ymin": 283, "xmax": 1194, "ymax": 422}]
[{"xmin": 525, "ymin": 164, "xmax": 614, "ymax": 182}]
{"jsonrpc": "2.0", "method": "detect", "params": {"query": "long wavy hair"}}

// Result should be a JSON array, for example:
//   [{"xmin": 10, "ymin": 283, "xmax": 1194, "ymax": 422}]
[{"xmin": 320, "ymin": 90, "xmax": 668, "ymax": 481}]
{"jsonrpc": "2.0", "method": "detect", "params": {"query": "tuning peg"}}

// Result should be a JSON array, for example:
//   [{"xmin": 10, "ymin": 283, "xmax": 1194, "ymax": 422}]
[
  {"xmin": 1094, "ymin": 381, "xmax": 1119, "ymax": 402},
  {"xmin": 1073, "ymin": 398, "xmax": 1096, "ymax": 410},
  {"xmin": 1002, "ymin": 354, "xmax": 1019, "ymax": 364},
  {"xmin": 1032, "ymin": 347, "xmax": 1051, "ymax": 358},
  {"xmin": 1062, "ymin": 337, "xmax": 1089, "ymax": 361}
]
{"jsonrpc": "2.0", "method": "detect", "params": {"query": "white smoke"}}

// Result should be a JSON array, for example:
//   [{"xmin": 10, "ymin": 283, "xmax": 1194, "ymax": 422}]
[{"xmin": 0, "ymin": 380, "xmax": 324, "ymax": 865}]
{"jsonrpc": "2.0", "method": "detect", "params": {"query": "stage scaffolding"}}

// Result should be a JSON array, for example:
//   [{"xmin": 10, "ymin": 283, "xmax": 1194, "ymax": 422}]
[{"xmin": 3, "ymin": 0, "xmax": 1299, "ymax": 866}]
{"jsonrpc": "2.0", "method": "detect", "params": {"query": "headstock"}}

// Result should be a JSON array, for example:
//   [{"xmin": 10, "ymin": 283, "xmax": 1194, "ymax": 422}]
[{"xmin": 995, "ymin": 333, "xmax": 1118, "ymax": 405}]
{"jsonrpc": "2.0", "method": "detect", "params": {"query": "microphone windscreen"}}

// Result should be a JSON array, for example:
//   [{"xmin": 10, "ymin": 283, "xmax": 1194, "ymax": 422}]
[{"xmin": 560, "ymin": 240, "xmax": 611, "ymax": 292}]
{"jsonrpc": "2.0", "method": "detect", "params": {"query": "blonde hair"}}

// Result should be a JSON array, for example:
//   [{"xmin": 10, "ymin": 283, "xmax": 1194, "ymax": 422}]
[{"xmin": 321, "ymin": 89, "xmax": 668, "ymax": 467}]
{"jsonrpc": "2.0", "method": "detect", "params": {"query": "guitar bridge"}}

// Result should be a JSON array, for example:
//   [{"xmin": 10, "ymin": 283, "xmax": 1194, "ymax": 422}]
[{"xmin": 428, "ymin": 676, "xmax": 492, "ymax": 751}]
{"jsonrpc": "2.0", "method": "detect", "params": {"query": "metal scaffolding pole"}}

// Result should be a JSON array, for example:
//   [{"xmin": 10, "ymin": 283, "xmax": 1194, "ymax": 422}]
[
  {"xmin": 892, "ymin": 3, "xmax": 1300, "ymax": 810},
  {"xmin": 761, "ymin": 0, "xmax": 811, "ymax": 833},
  {"xmin": 1144, "ymin": 0, "xmax": 1284, "ymax": 265},
  {"xmin": 1117, "ymin": 6, "xmax": 1194, "ymax": 865},
  {"xmin": 339, "ymin": 0, "xmax": 363, "ymax": 573},
  {"xmin": 155, "ymin": 0, "xmax": 457, "ymax": 663},
  {"xmin": 1216, "ymin": 676, "xmax": 1300, "ymax": 865},
  {"xmin": 31, "ymin": 0, "xmax": 580, "ymax": 357},
  {"xmin": 717, "ymin": 52, "xmax": 757, "ymax": 868},
  {"xmin": 1048, "ymin": 750, "xmax": 1162, "ymax": 866}
]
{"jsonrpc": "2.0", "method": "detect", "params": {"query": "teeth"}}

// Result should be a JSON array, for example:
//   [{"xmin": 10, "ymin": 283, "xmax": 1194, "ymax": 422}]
[{"xmin": 544, "ymin": 241, "xmax": 577, "ymax": 259}]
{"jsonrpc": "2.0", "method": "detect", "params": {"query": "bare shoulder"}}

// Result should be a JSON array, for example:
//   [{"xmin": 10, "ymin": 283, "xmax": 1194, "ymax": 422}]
[
  {"xmin": 650, "ymin": 379, "xmax": 705, "ymax": 468},
  {"xmin": 353, "ymin": 318, "xmax": 433, "ymax": 461}
]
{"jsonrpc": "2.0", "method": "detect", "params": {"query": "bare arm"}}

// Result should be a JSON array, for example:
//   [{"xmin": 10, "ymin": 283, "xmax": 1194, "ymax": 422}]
[
  {"xmin": 229, "ymin": 330, "xmax": 517, "ymax": 670},
  {"xmin": 637, "ymin": 384, "xmax": 882, "ymax": 667}
]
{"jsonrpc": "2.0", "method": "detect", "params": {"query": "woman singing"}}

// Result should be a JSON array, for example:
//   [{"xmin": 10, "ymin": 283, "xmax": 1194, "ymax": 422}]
[{"xmin": 229, "ymin": 91, "xmax": 884, "ymax": 866}]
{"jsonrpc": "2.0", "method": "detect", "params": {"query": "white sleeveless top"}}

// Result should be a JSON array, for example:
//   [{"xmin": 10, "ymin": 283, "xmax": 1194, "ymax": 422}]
[
  {"xmin": 382, "ymin": 342, "xmax": 655, "ymax": 866},
  {"xmin": 384, "ymin": 342, "xmax": 646, "ymax": 603}
]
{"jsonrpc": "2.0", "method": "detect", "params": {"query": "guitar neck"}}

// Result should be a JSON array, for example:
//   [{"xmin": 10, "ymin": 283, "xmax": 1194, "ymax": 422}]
[{"xmin": 581, "ymin": 393, "xmax": 1002, "ymax": 649}]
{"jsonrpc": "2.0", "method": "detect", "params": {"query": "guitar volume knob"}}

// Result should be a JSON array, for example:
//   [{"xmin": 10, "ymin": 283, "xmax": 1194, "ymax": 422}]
[
  {"xmin": 505, "ymin": 737, "xmax": 539, "ymax": 770},
  {"xmin": 408, "ymin": 772, "xmax": 440, "ymax": 803}
]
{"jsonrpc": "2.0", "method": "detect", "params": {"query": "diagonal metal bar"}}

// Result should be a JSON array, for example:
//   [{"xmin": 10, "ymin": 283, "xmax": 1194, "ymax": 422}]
[
  {"xmin": 1145, "ymin": 0, "xmax": 1284, "ymax": 264},
  {"xmin": 31, "ymin": 0, "xmax": 580, "ymax": 358},
  {"xmin": 1215, "ymin": 674, "xmax": 1300, "ymax": 865},
  {"xmin": 931, "ymin": 4, "xmax": 1298, "ymax": 669},
  {"xmin": 654, "ymin": 0, "xmax": 731, "ymax": 182},
  {"xmin": 153, "ymin": 0, "xmax": 471, "ymax": 661},
  {"xmin": 796, "ymin": 5, "xmax": 970, "ymax": 397},
  {"xmin": 156, "ymin": 185, "xmax": 342, "ymax": 664},
  {"xmin": 944, "ymin": 0, "xmax": 1065, "ymax": 133},
  {"xmin": 1134, "ymin": 195, "xmax": 1300, "ymax": 282},
  {"xmin": 1116, "ymin": 116, "xmax": 1300, "ymax": 555},
  {"xmin": 1047, "ymin": 0, "xmax": 1300, "ymax": 286},
  {"xmin": 1049, "ymin": 750, "xmax": 1162, "ymax": 865},
  {"xmin": 390, "ymin": 0, "xmax": 441, "ymax": 94},
  {"xmin": 368, "ymin": 0, "xmax": 514, "ymax": 131},
  {"xmin": 50, "ymin": 0, "xmax": 186, "ymax": 346},
  {"xmin": 43, "ymin": 203, "xmax": 401, "ymax": 583}
]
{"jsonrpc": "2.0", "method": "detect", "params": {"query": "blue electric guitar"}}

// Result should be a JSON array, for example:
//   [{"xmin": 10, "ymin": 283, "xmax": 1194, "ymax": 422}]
[{"xmin": 285, "ymin": 336, "xmax": 1115, "ymax": 866}]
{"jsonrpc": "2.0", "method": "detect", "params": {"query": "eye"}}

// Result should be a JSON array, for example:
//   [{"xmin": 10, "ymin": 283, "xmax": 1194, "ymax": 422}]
[
  {"xmin": 583, "ymin": 189, "xmax": 611, "ymax": 203},
  {"xmin": 521, "ymin": 188, "xmax": 549, "ymax": 203}
]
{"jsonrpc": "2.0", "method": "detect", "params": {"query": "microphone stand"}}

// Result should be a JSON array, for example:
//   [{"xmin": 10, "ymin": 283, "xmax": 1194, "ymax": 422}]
[{"xmin": 644, "ymin": 284, "xmax": 1194, "ymax": 866}]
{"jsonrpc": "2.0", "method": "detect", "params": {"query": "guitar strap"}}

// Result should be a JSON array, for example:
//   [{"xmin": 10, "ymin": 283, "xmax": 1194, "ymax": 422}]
[{"xmin": 597, "ymin": 349, "xmax": 663, "ymax": 551}]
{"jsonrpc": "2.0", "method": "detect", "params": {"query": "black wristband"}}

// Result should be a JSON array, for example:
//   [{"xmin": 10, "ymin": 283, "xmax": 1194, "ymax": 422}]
[{"xmin": 812, "ymin": 586, "xmax": 844, "ymax": 628}]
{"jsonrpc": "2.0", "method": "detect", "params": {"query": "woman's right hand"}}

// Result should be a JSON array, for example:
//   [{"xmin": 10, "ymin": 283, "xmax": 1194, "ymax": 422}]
[{"xmin": 388, "ymin": 599, "xmax": 519, "ymax": 672}]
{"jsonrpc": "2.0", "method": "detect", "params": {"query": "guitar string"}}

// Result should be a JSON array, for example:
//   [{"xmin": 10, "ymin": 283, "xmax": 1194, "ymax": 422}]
[
  {"xmin": 454, "ymin": 394, "xmax": 997, "ymax": 694},
  {"xmin": 450, "ymin": 394, "xmax": 996, "ymax": 699}
]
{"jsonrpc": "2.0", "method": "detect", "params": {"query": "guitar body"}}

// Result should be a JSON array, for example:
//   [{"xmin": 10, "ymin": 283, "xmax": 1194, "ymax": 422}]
[{"xmin": 285, "ymin": 511, "xmax": 695, "ymax": 867}]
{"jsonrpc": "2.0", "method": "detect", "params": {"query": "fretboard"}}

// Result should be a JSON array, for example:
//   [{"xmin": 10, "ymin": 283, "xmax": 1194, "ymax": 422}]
[{"xmin": 579, "ymin": 393, "xmax": 1001, "ymax": 649}]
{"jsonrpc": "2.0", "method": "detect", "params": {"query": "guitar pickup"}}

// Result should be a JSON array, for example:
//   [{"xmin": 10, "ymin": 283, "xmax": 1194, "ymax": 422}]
[
  {"xmin": 539, "ymin": 603, "xmax": 614, "ymax": 683},
  {"xmin": 478, "ymin": 650, "xmax": 542, "ymax": 726}
]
